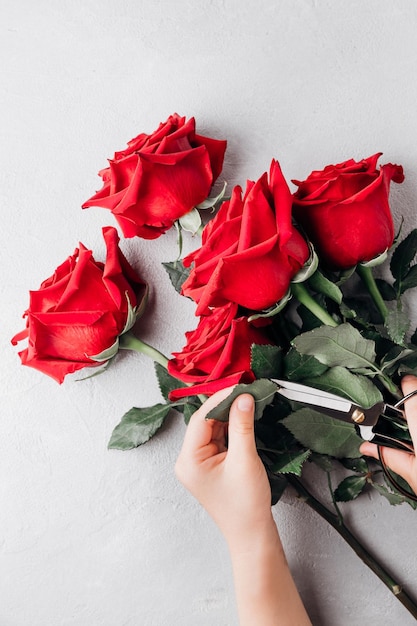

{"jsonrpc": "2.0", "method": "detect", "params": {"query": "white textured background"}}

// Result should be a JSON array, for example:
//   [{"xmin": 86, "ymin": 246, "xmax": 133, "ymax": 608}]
[{"xmin": 2, "ymin": 1, "xmax": 417, "ymax": 624}]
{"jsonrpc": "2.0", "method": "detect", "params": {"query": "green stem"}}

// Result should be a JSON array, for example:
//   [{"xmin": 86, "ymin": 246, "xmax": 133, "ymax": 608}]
[
  {"xmin": 119, "ymin": 331, "xmax": 207, "ymax": 404},
  {"xmin": 357, "ymin": 264, "xmax": 389, "ymax": 323},
  {"xmin": 291, "ymin": 282, "xmax": 338, "ymax": 327},
  {"xmin": 119, "ymin": 331, "xmax": 169, "ymax": 369},
  {"xmin": 287, "ymin": 475, "xmax": 417, "ymax": 619}
]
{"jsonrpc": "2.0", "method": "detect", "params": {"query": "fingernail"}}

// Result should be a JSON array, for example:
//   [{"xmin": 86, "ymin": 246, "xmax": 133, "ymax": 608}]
[{"xmin": 237, "ymin": 394, "xmax": 254, "ymax": 412}]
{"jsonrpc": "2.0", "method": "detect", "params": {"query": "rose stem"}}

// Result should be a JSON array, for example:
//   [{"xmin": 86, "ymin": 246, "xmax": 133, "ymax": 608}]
[
  {"xmin": 119, "ymin": 331, "xmax": 169, "ymax": 369},
  {"xmin": 119, "ymin": 331, "xmax": 208, "ymax": 404},
  {"xmin": 356, "ymin": 264, "xmax": 389, "ymax": 323},
  {"xmin": 286, "ymin": 475, "xmax": 417, "ymax": 619},
  {"xmin": 290, "ymin": 282, "xmax": 338, "ymax": 327}
]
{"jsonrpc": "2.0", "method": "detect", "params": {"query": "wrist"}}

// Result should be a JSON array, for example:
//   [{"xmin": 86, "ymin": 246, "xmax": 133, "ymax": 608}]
[{"xmin": 226, "ymin": 513, "xmax": 282, "ymax": 560}]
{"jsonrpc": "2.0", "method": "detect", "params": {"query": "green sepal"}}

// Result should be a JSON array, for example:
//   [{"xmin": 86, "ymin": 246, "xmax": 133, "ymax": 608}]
[
  {"xmin": 178, "ymin": 208, "xmax": 202, "ymax": 235},
  {"xmin": 248, "ymin": 290, "xmax": 291, "ymax": 322},
  {"xmin": 196, "ymin": 181, "xmax": 227, "ymax": 210},
  {"xmin": 334, "ymin": 475, "xmax": 367, "ymax": 502},
  {"xmin": 162, "ymin": 260, "xmax": 191, "ymax": 294},
  {"xmin": 251, "ymin": 344, "xmax": 282, "ymax": 379},
  {"xmin": 108, "ymin": 403, "xmax": 173, "ymax": 450},
  {"xmin": 308, "ymin": 269, "xmax": 343, "ymax": 304},
  {"xmin": 88, "ymin": 338, "xmax": 120, "ymax": 362},
  {"xmin": 205, "ymin": 379, "xmax": 277, "ymax": 422}
]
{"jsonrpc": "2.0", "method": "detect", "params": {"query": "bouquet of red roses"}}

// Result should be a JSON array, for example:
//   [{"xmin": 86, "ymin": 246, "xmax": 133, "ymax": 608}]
[{"xmin": 12, "ymin": 114, "xmax": 417, "ymax": 618}]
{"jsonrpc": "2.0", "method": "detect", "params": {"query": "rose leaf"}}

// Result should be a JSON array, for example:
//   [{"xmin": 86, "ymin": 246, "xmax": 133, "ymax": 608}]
[
  {"xmin": 302, "ymin": 365, "xmax": 383, "ymax": 408},
  {"xmin": 272, "ymin": 449, "xmax": 311, "ymax": 476},
  {"xmin": 385, "ymin": 307, "xmax": 410, "ymax": 345},
  {"xmin": 291, "ymin": 323, "xmax": 377, "ymax": 374},
  {"xmin": 162, "ymin": 260, "xmax": 191, "ymax": 294},
  {"xmin": 251, "ymin": 344, "xmax": 282, "ymax": 379},
  {"xmin": 108, "ymin": 404, "xmax": 172, "ymax": 450},
  {"xmin": 283, "ymin": 348, "xmax": 328, "ymax": 380},
  {"xmin": 205, "ymin": 379, "xmax": 277, "ymax": 422},
  {"xmin": 282, "ymin": 408, "xmax": 362, "ymax": 458},
  {"xmin": 390, "ymin": 228, "xmax": 417, "ymax": 282},
  {"xmin": 334, "ymin": 475, "xmax": 367, "ymax": 502}
]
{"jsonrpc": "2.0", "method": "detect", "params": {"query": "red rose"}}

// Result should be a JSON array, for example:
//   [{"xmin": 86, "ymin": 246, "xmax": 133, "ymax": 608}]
[
  {"xmin": 168, "ymin": 303, "xmax": 272, "ymax": 399},
  {"xmin": 82, "ymin": 113, "xmax": 227, "ymax": 239},
  {"xmin": 181, "ymin": 160, "xmax": 310, "ymax": 315},
  {"xmin": 11, "ymin": 227, "xmax": 147, "ymax": 383},
  {"xmin": 292, "ymin": 153, "xmax": 404, "ymax": 269}
]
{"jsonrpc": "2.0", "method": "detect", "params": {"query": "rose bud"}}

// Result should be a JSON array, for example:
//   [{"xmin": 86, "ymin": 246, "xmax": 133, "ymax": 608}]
[
  {"xmin": 11, "ymin": 227, "xmax": 147, "ymax": 383},
  {"xmin": 168, "ymin": 302, "xmax": 272, "ymax": 400},
  {"xmin": 181, "ymin": 159, "xmax": 310, "ymax": 314},
  {"xmin": 82, "ymin": 113, "xmax": 227, "ymax": 239},
  {"xmin": 292, "ymin": 153, "xmax": 404, "ymax": 269}
]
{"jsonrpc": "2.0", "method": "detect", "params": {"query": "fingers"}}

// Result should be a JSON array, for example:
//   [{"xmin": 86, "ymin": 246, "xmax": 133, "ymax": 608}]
[
  {"xmin": 227, "ymin": 394, "xmax": 256, "ymax": 457},
  {"xmin": 180, "ymin": 386, "xmax": 235, "ymax": 454},
  {"xmin": 401, "ymin": 375, "xmax": 417, "ymax": 445},
  {"xmin": 360, "ymin": 441, "xmax": 416, "ymax": 485}
]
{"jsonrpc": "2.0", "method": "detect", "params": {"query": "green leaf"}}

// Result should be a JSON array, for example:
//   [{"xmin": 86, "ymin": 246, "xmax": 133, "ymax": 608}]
[
  {"xmin": 303, "ymin": 366, "xmax": 383, "ymax": 408},
  {"xmin": 380, "ymin": 345, "xmax": 415, "ymax": 375},
  {"xmin": 385, "ymin": 307, "xmax": 410, "ymax": 345},
  {"xmin": 375, "ymin": 278, "xmax": 397, "ymax": 301},
  {"xmin": 309, "ymin": 452, "xmax": 334, "ymax": 471},
  {"xmin": 334, "ymin": 475, "xmax": 367, "ymax": 501},
  {"xmin": 205, "ymin": 379, "xmax": 277, "ymax": 422},
  {"xmin": 251, "ymin": 344, "xmax": 282, "ymax": 379},
  {"xmin": 292, "ymin": 323, "xmax": 377, "ymax": 375},
  {"xmin": 370, "ymin": 480, "xmax": 413, "ymax": 506},
  {"xmin": 308, "ymin": 270, "xmax": 343, "ymax": 304},
  {"xmin": 272, "ymin": 449, "xmax": 311, "ymax": 476},
  {"xmin": 339, "ymin": 457, "xmax": 369, "ymax": 473},
  {"xmin": 155, "ymin": 363, "xmax": 182, "ymax": 403},
  {"xmin": 283, "ymin": 348, "xmax": 328, "ymax": 380},
  {"xmin": 390, "ymin": 229, "xmax": 417, "ymax": 281},
  {"xmin": 162, "ymin": 260, "xmax": 191, "ymax": 294},
  {"xmin": 182, "ymin": 401, "xmax": 200, "ymax": 424},
  {"xmin": 282, "ymin": 408, "xmax": 362, "ymax": 458},
  {"xmin": 400, "ymin": 264, "xmax": 417, "ymax": 293},
  {"xmin": 108, "ymin": 404, "xmax": 172, "ymax": 450}
]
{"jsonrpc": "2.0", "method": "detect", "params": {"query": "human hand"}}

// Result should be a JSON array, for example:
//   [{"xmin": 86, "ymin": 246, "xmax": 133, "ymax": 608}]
[
  {"xmin": 175, "ymin": 388, "xmax": 275, "ymax": 550},
  {"xmin": 360, "ymin": 375, "xmax": 417, "ymax": 496}
]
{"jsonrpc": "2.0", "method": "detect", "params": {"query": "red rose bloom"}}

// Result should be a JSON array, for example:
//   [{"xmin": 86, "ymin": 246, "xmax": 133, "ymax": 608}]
[
  {"xmin": 82, "ymin": 114, "xmax": 227, "ymax": 239},
  {"xmin": 292, "ymin": 153, "xmax": 404, "ymax": 269},
  {"xmin": 181, "ymin": 160, "xmax": 310, "ymax": 315},
  {"xmin": 11, "ymin": 227, "xmax": 147, "ymax": 383},
  {"xmin": 168, "ymin": 303, "xmax": 272, "ymax": 400}
]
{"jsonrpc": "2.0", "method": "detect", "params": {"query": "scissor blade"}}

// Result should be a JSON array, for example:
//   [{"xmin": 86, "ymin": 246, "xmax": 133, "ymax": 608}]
[{"xmin": 271, "ymin": 378, "xmax": 353, "ymax": 413}]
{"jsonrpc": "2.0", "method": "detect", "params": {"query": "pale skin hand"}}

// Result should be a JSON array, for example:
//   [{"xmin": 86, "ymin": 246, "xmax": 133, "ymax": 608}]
[
  {"xmin": 175, "ymin": 388, "xmax": 312, "ymax": 626},
  {"xmin": 360, "ymin": 374, "xmax": 417, "ymax": 496}
]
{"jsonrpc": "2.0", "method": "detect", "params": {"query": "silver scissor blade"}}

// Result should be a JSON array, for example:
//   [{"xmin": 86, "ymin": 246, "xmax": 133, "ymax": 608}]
[{"xmin": 271, "ymin": 378, "xmax": 353, "ymax": 414}]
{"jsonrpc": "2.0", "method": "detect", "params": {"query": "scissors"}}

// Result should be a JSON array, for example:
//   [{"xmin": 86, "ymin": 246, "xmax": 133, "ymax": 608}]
[{"xmin": 271, "ymin": 378, "xmax": 417, "ymax": 499}]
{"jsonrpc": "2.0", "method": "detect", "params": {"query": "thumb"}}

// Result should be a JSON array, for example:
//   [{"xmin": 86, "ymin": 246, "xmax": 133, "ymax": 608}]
[{"xmin": 227, "ymin": 394, "xmax": 257, "ymax": 456}]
